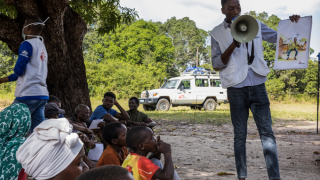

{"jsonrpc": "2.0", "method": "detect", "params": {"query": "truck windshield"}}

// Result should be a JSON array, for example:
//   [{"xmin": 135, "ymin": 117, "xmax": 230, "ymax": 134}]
[{"xmin": 162, "ymin": 80, "xmax": 179, "ymax": 89}]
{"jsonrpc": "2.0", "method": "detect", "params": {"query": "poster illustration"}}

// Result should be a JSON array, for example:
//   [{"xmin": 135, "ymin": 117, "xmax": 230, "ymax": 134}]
[{"xmin": 274, "ymin": 16, "xmax": 312, "ymax": 70}]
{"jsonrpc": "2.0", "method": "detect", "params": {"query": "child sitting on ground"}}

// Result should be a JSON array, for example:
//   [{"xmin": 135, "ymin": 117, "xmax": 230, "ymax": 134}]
[
  {"xmin": 97, "ymin": 122, "xmax": 129, "ymax": 167},
  {"xmin": 126, "ymin": 97, "xmax": 156, "ymax": 128},
  {"xmin": 76, "ymin": 165, "xmax": 134, "ymax": 180},
  {"xmin": 122, "ymin": 126, "xmax": 175, "ymax": 180}
]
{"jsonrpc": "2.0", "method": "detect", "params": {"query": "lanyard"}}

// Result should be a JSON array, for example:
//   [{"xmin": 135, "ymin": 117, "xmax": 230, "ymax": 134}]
[{"xmin": 245, "ymin": 41, "xmax": 255, "ymax": 65}]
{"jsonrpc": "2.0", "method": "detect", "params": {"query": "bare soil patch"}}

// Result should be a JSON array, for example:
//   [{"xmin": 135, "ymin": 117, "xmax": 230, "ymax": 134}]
[{"xmin": 154, "ymin": 119, "xmax": 320, "ymax": 180}]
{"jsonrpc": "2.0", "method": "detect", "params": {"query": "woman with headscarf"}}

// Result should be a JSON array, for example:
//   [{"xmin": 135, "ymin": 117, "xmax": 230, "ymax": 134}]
[
  {"xmin": 16, "ymin": 118, "xmax": 89, "ymax": 180},
  {"xmin": 0, "ymin": 103, "xmax": 31, "ymax": 180}
]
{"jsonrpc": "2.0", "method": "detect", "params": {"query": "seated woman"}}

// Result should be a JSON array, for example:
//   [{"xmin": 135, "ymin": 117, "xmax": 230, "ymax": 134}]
[
  {"xmin": 16, "ymin": 118, "xmax": 89, "ymax": 180},
  {"xmin": 0, "ymin": 103, "xmax": 31, "ymax": 180}
]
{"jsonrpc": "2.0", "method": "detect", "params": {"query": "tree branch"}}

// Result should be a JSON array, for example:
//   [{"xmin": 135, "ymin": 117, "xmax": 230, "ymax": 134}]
[
  {"xmin": 4, "ymin": 0, "xmax": 16, "ymax": 6},
  {"xmin": 0, "ymin": 14, "xmax": 22, "ymax": 54},
  {"xmin": 13, "ymin": 0, "xmax": 41, "ymax": 18}
]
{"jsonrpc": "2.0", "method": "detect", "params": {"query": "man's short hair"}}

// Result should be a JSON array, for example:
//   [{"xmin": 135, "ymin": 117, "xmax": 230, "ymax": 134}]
[
  {"xmin": 76, "ymin": 165, "xmax": 132, "ymax": 180},
  {"xmin": 75, "ymin": 104, "xmax": 88, "ymax": 114},
  {"xmin": 25, "ymin": 17, "xmax": 44, "ymax": 33},
  {"xmin": 129, "ymin": 97, "xmax": 139, "ymax": 105},
  {"xmin": 48, "ymin": 95, "xmax": 61, "ymax": 103},
  {"xmin": 126, "ymin": 126, "xmax": 149, "ymax": 151},
  {"xmin": 221, "ymin": 0, "xmax": 229, "ymax": 7},
  {"xmin": 104, "ymin": 92, "xmax": 116, "ymax": 100}
]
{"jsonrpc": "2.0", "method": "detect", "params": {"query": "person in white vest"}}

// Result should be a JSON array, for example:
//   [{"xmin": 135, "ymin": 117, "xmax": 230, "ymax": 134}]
[
  {"xmin": 0, "ymin": 17, "xmax": 49, "ymax": 133},
  {"xmin": 210, "ymin": 0, "xmax": 300, "ymax": 180}
]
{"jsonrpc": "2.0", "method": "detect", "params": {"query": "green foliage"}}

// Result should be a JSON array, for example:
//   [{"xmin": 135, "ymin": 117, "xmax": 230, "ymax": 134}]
[
  {"xmin": 0, "ymin": 41, "xmax": 15, "ymax": 77},
  {"xmin": 310, "ymin": 48, "xmax": 314, "ymax": 55},
  {"xmin": 157, "ymin": 17, "xmax": 210, "ymax": 70},
  {"xmin": 69, "ymin": 0, "xmax": 138, "ymax": 35},
  {"xmin": 83, "ymin": 20, "xmax": 176, "ymax": 99},
  {"xmin": 0, "ymin": 0, "xmax": 138, "ymax": 35},
  {"xmin": 83, "ymin": 19, "xmax": 178, "ymax": 77},
  {"xmin": 0, "ymin": 41, "xmax": 16, "ymax": 93},
  {"xmin": 265, "ymin": 78, "xmax": 285, "ymax": 98},
  {"xmin": 266, "ymin": 60, "xmax": 318, "ymax": 100},
  {"xmin": 85, "ymin": 60, "xmax": 167, "ymax": 99},
  {"xmin": 0, "ymin": 1, "xmax": 17, "ymax": 18}
]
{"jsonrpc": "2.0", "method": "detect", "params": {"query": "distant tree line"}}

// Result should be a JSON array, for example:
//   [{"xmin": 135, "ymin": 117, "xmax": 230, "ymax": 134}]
[{"xmin": 0, "ymin": 11, "xmax": 317, "ymax": 100}]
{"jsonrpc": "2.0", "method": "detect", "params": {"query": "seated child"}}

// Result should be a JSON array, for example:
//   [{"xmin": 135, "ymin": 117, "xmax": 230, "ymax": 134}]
[
  {"xmin": 97, "ymin": 122, "xmax": 129, "ymax": 167},
  {"xmin": 127, "ymin": 97, "xmax": 156, "ymax": 128},
  {"xmin": 48, "ymin": 95, "xmax": 65, "ymax": 118},
  {"xmin": 122, "ymin": 126, "xmax": 175, "ymax": 180},
  {"xmin": 44, "ymin": 102, "xmax": 65, "ymax": 119},
  {"xmin": 76, "ymin": 165, "xmax": 134, "ymax": 180},
  {"xmin": 89, "ymin": 92, "xmax": 130, "ymax": 123}
]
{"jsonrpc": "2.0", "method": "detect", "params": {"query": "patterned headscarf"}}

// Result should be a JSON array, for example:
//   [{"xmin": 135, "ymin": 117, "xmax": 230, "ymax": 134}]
[{"xmin": 0, "ymin": 103, "xmax": 31, "ymax": 180}]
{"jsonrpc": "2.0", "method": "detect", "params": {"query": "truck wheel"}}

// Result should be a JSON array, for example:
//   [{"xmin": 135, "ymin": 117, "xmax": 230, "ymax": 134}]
[
  {"xmin": 156, "ymin": 99, "xmax": 170, "ymax": 111},
  {"xmin": 203, "ymin": 98, "xmax": 217, "ymax": 111},
  {"xmin": 143, "ymin": 105, "xmax": 156, "ymax": 111}
]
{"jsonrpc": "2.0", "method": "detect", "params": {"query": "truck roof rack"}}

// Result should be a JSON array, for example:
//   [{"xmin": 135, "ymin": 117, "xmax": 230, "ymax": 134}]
[{"xmin": 181, "ymin": 69, "xmax": 218, "ymax": 77}]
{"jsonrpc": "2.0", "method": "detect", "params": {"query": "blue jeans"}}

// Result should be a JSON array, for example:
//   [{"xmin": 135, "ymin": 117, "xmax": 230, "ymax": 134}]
[
  {"xmin": 13, "ymin": 99, "xmax": 47, "ymax": 133},
  {"xmin": 287, "ymin": 48, "xmax": 298, "ymax": 56},
  {"xmin": 227, "ymin": 83, "xmax": 280, "ymax": 180}
]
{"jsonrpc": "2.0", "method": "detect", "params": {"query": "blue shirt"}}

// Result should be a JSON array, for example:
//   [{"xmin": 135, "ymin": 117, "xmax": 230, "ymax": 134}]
[
  {"xmin": 211, "ymin": 19, "xmax": 277, "ymax": 88},
  {"xmin": 8, "ymin": 41, "xmax": 48, "ymax": 100},
  {"xmin": 89, "ymin": 105, "xmax": 118, "ymax": 121}
]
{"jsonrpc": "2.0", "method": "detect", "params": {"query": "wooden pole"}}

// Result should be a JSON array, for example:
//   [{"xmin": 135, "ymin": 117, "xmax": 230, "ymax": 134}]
[
  {"xmin": 317, "ymin": 52, "xmax": 320, "ymax": 134},
  {"xmin": 196, "ymin": 47, "xmax": 199, "ymax": 67}
]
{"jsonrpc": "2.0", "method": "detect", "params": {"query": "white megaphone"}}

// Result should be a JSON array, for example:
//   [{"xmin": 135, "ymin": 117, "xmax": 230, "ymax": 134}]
[{"xmin": 231, "ymin": 15, "xmax": 259, "ymax": 43}]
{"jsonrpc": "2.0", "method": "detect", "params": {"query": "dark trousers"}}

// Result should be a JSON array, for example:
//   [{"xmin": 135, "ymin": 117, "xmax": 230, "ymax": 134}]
[{"xmin": 227, "ymin": 83, "xmax": 280, "ymax": 180}]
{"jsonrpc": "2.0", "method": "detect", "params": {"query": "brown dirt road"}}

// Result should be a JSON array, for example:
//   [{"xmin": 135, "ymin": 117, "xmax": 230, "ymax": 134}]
[{"xmin": 154, "ymin": 119, "xmax": 320, "ymax": 180}]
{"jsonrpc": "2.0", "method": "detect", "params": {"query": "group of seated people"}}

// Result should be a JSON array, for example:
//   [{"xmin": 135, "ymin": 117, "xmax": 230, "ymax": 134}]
[{"xmin": 0, "ymin": 92, "xmax": 180, "ymax": 180}]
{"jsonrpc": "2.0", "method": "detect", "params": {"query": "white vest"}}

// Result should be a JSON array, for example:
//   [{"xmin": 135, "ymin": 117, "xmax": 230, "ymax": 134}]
[
  {"xmin": 210, "ymin": 19, "xmax": 270, "ymax": 88},
  {"xmin": 15, "ymin": 38, "xmax": 49, "ymax": 97}
]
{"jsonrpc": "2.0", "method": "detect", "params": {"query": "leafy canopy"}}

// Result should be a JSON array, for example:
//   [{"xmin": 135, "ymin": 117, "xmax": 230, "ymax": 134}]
[
  {"xmin": 157, "ymin": 17, "xmax": 210, "ymax": 70},
  {"xmin": 0, "ymin": 0, "xmax": 138, "ymax": 35}
]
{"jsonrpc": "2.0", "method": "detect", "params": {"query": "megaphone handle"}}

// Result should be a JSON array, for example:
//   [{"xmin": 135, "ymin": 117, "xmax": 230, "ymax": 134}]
[{"xmin": 233, "ymin": 38, "xmax": 241, "ymax": 48}]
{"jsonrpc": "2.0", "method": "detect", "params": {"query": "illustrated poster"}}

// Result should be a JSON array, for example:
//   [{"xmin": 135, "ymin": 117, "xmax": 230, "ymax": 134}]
[{"xmin": 274, "ymin": 16, "xmax": 312, "ymax": 70}]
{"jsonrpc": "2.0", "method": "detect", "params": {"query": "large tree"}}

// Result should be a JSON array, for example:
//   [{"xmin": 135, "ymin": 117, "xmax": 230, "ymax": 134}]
[
  {"xmin": 157, "ymin": 17, "xmax": 209, "ymax": 70},
  {"xmin": 0, "ymin": 0, "xmax": 137, "ymax": 116}
]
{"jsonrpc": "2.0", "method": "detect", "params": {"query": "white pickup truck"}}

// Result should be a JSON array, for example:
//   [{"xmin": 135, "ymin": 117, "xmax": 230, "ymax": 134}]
[{"xmin": 139, "ymin": 71, "xmax": 228, "ymax": 111}]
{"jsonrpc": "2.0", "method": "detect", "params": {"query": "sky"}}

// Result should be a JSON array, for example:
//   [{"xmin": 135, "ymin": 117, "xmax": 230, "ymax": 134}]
[{"xmin": 120, "ymin": 0, "xmax": 320, "ymax": 58}]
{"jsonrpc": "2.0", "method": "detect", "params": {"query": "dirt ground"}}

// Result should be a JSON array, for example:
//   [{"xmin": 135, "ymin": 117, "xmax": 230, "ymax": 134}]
[{"xmin": 154, "ymin": 119, "xmax": 320, "ymax": 180}]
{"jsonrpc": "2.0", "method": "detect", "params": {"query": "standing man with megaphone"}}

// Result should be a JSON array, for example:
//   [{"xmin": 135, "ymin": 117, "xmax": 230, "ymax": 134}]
[{"xmin": 210, "ymin": 0, "xmax": 300, "ymax": 180}]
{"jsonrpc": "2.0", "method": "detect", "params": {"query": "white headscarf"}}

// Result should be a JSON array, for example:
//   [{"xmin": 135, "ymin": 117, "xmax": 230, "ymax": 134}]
[{"xmin": 16, "ymin": 118, "xmax": 83, "ymax": 180}]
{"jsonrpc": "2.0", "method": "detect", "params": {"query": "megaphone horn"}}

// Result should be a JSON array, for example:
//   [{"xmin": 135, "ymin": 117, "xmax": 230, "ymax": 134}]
[{"xmin": 231, "ymin": 15, "xmax": 259, "ymax": 43}]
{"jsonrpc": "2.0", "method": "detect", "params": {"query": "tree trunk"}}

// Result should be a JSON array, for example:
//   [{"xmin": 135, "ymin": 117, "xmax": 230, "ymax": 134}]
[{"xmin": 0, "ymin": 0, "xmax": 91, "ymax": 116}]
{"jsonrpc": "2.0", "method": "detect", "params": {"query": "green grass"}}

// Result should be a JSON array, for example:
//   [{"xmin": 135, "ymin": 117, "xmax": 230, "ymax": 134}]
[{"xmin": 0, "ymin": 91, "xmax": 318, "ymax": 123}]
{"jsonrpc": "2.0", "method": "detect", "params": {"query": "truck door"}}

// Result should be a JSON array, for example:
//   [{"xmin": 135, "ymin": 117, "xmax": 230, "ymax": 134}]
[
  {"xmin": 175, "ymin": 80, "xmax": 195, "ymax": 104},
  {"xmin": 210, "ymin": 79, "xmax": 227, "ymax": 101}
]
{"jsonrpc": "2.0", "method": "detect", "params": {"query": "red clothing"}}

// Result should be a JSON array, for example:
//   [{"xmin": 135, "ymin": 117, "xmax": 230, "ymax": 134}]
[
  {"xmin": 122, "ymin": 153, "xmax": 160, "ymax": 180},
  {"xmin": 18, "ymin": 168, "xmax": 27, "ymax": 180}
]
